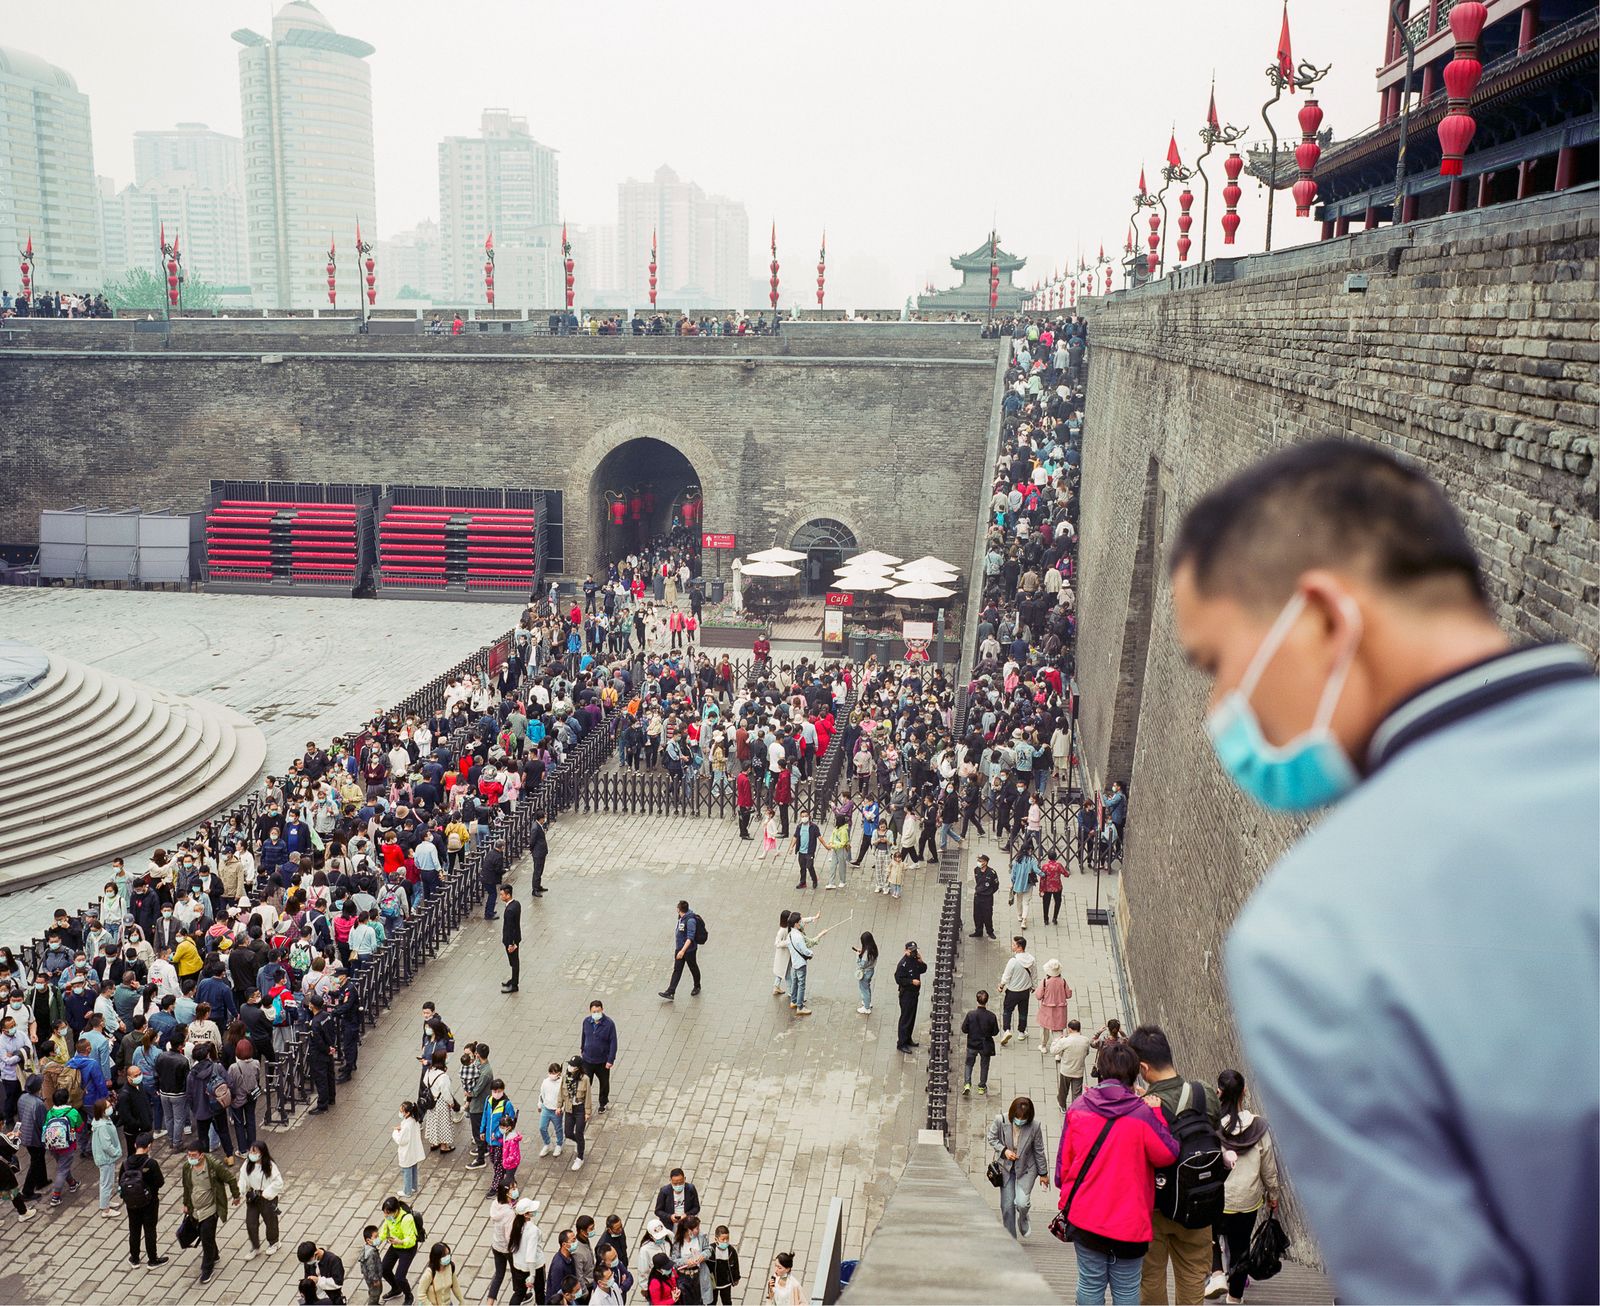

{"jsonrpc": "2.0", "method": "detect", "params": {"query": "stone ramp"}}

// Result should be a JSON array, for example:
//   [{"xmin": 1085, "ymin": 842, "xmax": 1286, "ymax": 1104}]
[{"xmin": 0, "ymin": 650, "xmax": 265, "ymax": 891}]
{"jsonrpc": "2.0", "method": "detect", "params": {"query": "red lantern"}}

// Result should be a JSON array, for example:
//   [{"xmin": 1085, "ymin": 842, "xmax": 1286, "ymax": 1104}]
[
  {"xmin": 816, "ymin": 232, "xmax": 826, "ymax": 310},
  {"xmin": 1292, "ymin": 98, "xmax": 1324, "ymax": 216},
  {"xmin": 1222, "ymin": 152, "xmax": 1244, "ymax": 245},
  {"xmin": 609, "ymin": 499, "xmax": 625, "ymax": 526},
  {"xmin": 769, "ymin": 223, "xmax": 780, "ymax": 313},
  {"xmin": 643, "ymin": 488, "xmax": 655, "ymax": 515},
  {"xmin": 1104, "ymin": 265, "xmax": 1112, "ymax": 294},
  {"xmin": 484, "ymin": 232, "xmax": 495, "ymax": 307},
  {"xmin": 326, "ymin": 237, "xmax": 336, "ymax": 306},
  {"xmin": 1438, "ymin": 2, "xmax": 1488, "ymax": 176},
  {"xmin": 648, "ymin": 229, "xmax": 658, "ymax": 309},
  {"xmin": 561, "ymin": 222, "xmax": 575, "ymax": 311},
  {"xmin": 1177, "ymin": 234, "xmax": 1192, "ymax": 261},
  {"xmin": 1177, "ymin": 189, "xmax": 1194, "ymax": 262},
  {"xmin": 629, "ymin": 494, "xmax": 643, "ymax": 522}
]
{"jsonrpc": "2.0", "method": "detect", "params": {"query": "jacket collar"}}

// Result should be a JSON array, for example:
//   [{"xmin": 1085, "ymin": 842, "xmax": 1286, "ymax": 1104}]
[{"xmin": 1365, "ymin": 644, "xmax": 1594, "ymax": 774}]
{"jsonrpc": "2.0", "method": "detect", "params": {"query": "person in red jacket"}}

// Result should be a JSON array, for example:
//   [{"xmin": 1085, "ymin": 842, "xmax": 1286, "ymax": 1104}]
[
  {"xmin": 1055, "ymin": 1040, "xmax": 1179, "ymax": 1304},
  {"xmin": 735, "ymin": 769, "xmax": 755, "ymax": 841},
  {"xmin": 773, "ymin": 766, "xmax": 793, "ymax": 839}
]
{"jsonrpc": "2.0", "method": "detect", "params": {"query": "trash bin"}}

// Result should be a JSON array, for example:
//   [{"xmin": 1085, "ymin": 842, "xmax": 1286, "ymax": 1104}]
[
  {"xmin": 848, "ymin": 633, "xmax": 868, "ymax": 662},
  {"xmin": 708, "ymin": 577, "xmax": 725, "ymax": 603},
  {"xmin": 653, "ymin": 574, "xmax": 666, "ymax": 600}
]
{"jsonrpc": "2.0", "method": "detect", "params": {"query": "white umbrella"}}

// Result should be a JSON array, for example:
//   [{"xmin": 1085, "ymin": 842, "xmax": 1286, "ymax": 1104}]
[
  {"xmin": 848, "ymin": 549, "xmax": 904, "ymax": 568},
  {"xmin": 888, "ymin": 580, "xmax": 955, "ymax": 600},
  {"xmin": 747, "ymin": 546, "xmax": 807, "ymax": 563},
  {"xmin": 901, "ymin": 553, "xmax": 955, "ymax": 571},
  {"xmin": 833, "ymin": 573, "xmax": 897, "ymax": 591},
  {"xmin": 895, "ymin": 561, "xmax": 959, "ymax": 583},
  {"xmin": 740, "ymin": 560, "xmax": 801, "ymax": 577},
  {"xmin": 835, "ymin": 562, "xmax": 894, "ymax": 578}
]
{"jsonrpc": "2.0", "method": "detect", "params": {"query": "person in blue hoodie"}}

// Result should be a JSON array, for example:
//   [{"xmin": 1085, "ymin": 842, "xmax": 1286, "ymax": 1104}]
[{"xmin": 580, "ymin": 1001, "xmax": 618, "ymax": 1114}]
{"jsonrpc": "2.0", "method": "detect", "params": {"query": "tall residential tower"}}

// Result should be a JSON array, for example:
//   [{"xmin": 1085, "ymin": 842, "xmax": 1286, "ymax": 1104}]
[{"xmin": 232, "ymin": 1, "xmax": 376, "ymax": 307}]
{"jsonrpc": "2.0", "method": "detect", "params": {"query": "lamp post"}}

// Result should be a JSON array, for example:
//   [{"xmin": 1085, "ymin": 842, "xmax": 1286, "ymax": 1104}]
[
  {"xmin": 1098, "ymin": 245, "xmax": 1112, "ymax": 295},
  {"xmin": 484, "ymin": 232, "xmax": 495, "ymax": 308},
  {"xmin": 1195, "ymin": 82, "xmax": 1247, "ymax": 262},
  {"xmin": 1390, "ymin": 0, "xmax": 1418, "ymax": 220},
  {"xmin": 648, "ymin": 228, "xmax": 657, "ymax": 310},
  {"xmin": 1158, "ymin": 134, "xmax": 1196, "ymax": 272},
  {"xmin": 561, "ymin": 222, "xmax": 575, "ymax": 332},
  {"xmin": 768, "ymin": 222, "xmax": 780, "ymax": 333},
  {"xmin": 1254, "ymin": 2, "xmax": 1331, "ymax": 251},
  {"xmin": 1129, "ymin": 170, "xmax": 1158, "ymax": 283},
  {"xmin": 816, "ymin": 231, "xmax": 826, "ymax": 312},
  {"xmin": 325, "ymin": 234, "xmax": 335, "ymax": 308},
  {"xmin": 986, "ymin": 231, "xmax": 999, "ymax": 333},
  {"xmin": 1437, "ymin": 2, "xmax": 1489, "ymax": 178},
  {"xmin": 18, "ymin": 233, "xmax": 34, "ymax": 308},
  {"xmin": 355, "ymin": 220, "xmax": 374, "ymax": 325}
]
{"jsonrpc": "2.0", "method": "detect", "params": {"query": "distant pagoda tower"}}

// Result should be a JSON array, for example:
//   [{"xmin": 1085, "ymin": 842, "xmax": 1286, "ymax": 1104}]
[{"xmin": 916, "ymin": 236, "xmax": 1027, "ymax": 311}]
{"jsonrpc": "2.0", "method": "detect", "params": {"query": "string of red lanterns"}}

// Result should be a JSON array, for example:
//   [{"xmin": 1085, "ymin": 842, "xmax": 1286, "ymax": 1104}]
[
  {"xmin": 816, "ymin": 232, "xmax": 826, "ymax": 310},
  {"xmin": 325, "ymin": 234, "xmax": 335, "ymax": 307},
  {"xmin": 356, "ymin": 220, "xmax": 375, "ymax": 308},
  {"xmin": 19, "ymin": 233, "xmax": 34, "ymax": 304},
  {"xmin": 1294, "ymin": 97, "xmax": 1324, "ymax": 216},
  {"xmin": 562, "ymin": 222, "xmax": 574, "ymax": 312},
  {"xmin": 987, "ymin": 232, "xmax": 999, "ymax": 311},
  {"xmin": 483, "ymin": 232, "xmax": 495, "ymax": 307},
  {"xmin": 768, "ymin": 223, "xmax": 780, "ymax": 317},
  {"xmin": 1222, "ymin": 151, "xmax": 1245, "ymax": 244},
  {"xmin": 1438, "ymin": 1, "xmax": 1488, "ymax": 176},
  {"xmin": 648, "ymin": 229, "xmax": 657, "ymax": 309}
]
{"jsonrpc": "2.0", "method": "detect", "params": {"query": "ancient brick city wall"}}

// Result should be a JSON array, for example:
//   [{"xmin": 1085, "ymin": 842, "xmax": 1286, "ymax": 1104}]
[
  {"xmin": 1075, "ymin": 189, "xmax": 1597, "ymax": 1098},
  {"xmin": 0, "ymin": 337, "xmax": 1004, "ymax": 585}
]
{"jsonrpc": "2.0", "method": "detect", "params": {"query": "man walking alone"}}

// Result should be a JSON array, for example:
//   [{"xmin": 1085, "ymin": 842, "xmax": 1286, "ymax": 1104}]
[{"xmin": 500, "ymin": 885, "xmax": 522, "ymax": 994}]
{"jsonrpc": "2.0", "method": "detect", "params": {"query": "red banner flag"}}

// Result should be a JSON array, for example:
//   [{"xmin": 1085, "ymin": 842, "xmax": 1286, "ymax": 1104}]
[
  {"xmin": 1277, "ymin": 2, "xmax": 1296, "ymax": 91},
  {"xmin": 1166, "ymin": 133, "xmax": 1183, "ymax": 170}
]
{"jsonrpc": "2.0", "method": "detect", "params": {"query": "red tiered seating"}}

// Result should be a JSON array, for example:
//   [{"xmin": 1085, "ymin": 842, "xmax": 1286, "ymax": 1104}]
[
  {"xmin": 377, "ymin": 502, "xmax": 536, "ymax": 591},
  {"xmin": 205, "ymin": 497, "xmax": 365, "ymax": 590}
]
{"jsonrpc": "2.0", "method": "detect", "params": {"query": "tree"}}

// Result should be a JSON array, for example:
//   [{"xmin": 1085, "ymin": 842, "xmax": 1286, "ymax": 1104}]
[{"xmin": 103, "ymin": 266, "xmax": 222, "ymax": 313}]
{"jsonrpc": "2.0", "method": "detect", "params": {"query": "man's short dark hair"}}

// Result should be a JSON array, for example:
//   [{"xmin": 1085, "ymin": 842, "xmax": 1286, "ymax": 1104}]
[
  {"xmin": 975, "ymin": 990, "xmax": 989, "ymax": 1005},
  {"xmin": 1129, "ymin": 1024, "xmax": 1174, "ymax": 1070},
  {"xmin": 1095, "ymin": 1040, "xmax": 1141, "ymax": 1086},
  {"xmin": 1169, "ymin": 439, "xmax": 1487, "ymax": 609}
]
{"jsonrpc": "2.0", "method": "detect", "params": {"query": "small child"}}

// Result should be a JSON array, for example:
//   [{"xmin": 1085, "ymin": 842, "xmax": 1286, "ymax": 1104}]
[
  {"xmin": 392, "ymin": 1100, "xmax": 423, "ymax": 1199},
  {"xmin": 537, "ymin": 1063, "xmax": 565, "ymax": 1156},
  {"xmin": 886, "ymin": 850, "xmax": 905, "ymax": 900},
  {"xmin": 870, "ymin": 825, "xmax": 891, "ymax": 894},
  {"xmin": 708, "ymin": 1224, "xmax": 742, "ymax": 1305},
  {"xmin": 758, "ymin": 806, "xmax": 779, "ymax": 859},
  {"xmin": 359, "ymin": 1224, "xmax": 384, "ymax": 1305}
]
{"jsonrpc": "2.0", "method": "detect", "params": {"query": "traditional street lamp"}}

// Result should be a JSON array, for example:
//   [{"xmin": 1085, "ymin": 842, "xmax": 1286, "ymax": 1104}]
[
  {"xmin": 768, "ymin": 223, "xmax": 780, "ymax": 330},
  {"xmin": 561, "ymin": 222, "xmax": 575, "ymax": 327},
  {"xmin": 1099, "ymin": 244, "xmax": 1112, "ymax": 295},
  {"xmin": 1255, "ymin": 1, "xmax": 1331, "ymax": 250},
  {"xmin": 1129, "ymin": 169, "xmax": 1159, "ymax": 283},
  {"xmin": 1158, "ymin": 133, "xmax": 1197, "ymax": 269},
  {"xmin": 484, "ymin": 232, "xmax": 495, "ymax": 307},
  {"xmin": 816, "ymin": 231, "xmax": 826, "ymax": 311},
  {"xmin": 648, "ymin": 228, "xmax": 658, "ymax": 310},
  {"xmin": 356, "ymin": 220, "xmax": 375, "ymax": 318},
  {"xmin": 18, "ymin": 233, "xmax": 34, "ymax": 306},
  {"xmin": 1195, "ymin": 81, "xmax": 1247, "ymax": 262},
  {"xmin": 1438, "ymin": 2, "xmax": 1489, "ymax": 176},
  {"xmin": 325, "ymin": 234, "xmax": 335, "ymax": 307},
  {"xmin": 987, "ymin": 231, "xmax": 999, "ymax": 330}
]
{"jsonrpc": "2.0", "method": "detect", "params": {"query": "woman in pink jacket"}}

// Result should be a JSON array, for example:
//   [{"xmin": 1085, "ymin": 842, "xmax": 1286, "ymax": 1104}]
[
  {"xmin": 1034, "ymin": 959, "xmax": 1072, "ymax": 1052},
  {"xmin": 1055, "ymin": 1041, "xmax": 1179, "ymax": 1305}
]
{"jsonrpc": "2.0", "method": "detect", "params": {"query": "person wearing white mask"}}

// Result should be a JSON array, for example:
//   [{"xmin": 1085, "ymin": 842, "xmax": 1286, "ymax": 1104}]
[
  {"xmin": 507, "ymin": 1195, "xmax": 542, "ymax": 1305},
  {"xmin": 1170, "ymin": 440, "xmax": 1598, "ymax": 1305}
]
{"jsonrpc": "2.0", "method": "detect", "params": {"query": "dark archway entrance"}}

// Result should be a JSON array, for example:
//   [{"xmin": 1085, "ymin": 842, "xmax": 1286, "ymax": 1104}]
[
  {"xmin": 589, "ymin": 437, "xmax": 700, "ymax": 576},
  {"xmin": 791, "ymin": 517, "xmax": 858, "ymax": 596}
]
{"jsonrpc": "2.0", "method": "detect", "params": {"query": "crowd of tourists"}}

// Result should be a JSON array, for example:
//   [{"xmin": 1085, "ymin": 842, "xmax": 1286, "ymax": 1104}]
[{"xmin": 1, "ymin": 289, "xmax": 112, "ymax": 319}]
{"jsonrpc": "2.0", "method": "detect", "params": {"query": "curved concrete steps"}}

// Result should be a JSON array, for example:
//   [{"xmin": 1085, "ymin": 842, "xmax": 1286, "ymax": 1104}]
[{"xmin": 0, "ymin": 654, "xmax": 266, "ymax": 893}]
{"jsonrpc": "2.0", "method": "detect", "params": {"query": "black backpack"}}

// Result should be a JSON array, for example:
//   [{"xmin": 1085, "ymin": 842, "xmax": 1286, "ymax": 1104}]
[
  {"xmin": 692, "ymin": 913, "xmax": 709, "ymax": 946},
  {"xmin": 398, "ymin": 1199, "xmax": 426, "ymax": 1243},
  {"xmin": 1152, "ymin": 1081, "xmax": 1228, "ymax": 1229},
  {"xmin": 119, "ymin": 1158, "xmax": 153, "ymax": 1210}
]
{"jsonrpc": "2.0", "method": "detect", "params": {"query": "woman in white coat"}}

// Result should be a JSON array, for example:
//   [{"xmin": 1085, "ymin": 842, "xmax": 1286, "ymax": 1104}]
[{"xmin": 508, "ymin": 1196, "xmax": 542, "ymax": 1306}]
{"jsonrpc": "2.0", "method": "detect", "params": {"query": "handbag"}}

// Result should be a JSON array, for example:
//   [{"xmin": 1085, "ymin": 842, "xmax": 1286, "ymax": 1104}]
[
  {"xmin": 1048, "ymin": 1116, "xmax": 1116, "ymax": 1243},
  {"xmin": 175, "ymin": 1213, "xmax": 201, "ymax": 1249},
  {"xmin": 985, "ymin": 1160, "xmax": 1005, "ymax": 1188}
]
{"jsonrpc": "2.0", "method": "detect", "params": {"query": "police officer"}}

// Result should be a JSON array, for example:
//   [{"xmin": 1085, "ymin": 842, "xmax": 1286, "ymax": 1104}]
[
  {"xmin": 893, "ymin": 942, "xmax": 927, "ymax": 1054},
  {"xmin": 332, "ymin": 975, "xmax": 362, "ymax": 1083},
  {"xmin": 303, "ymin": 996, "xmax": 338, "ymax": 1113},
  {"xmin": 969, "ymin": 856, "xmax": 999, "ymax": 940}
]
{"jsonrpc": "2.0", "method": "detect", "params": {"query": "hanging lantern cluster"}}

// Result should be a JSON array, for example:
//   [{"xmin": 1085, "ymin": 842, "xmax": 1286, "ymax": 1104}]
[
  {"xmin": 484, "ymin": 232, "xmax": 495, "ymax": 307},
  {"xmin": 816, "ymin": 232, "xmax": 826, "ymax": 309},
  {"xmin": 1146, "ymin": 211, "xmax": 1160, "ymax": 277},
  {"xmin": 356, "ymin": 220, "xmax": 375, "ymax": 307},
  {"xmin": 1222, "ymin": 152, "xmax": 1244, "ymax": 244},
  {"xmin": 987, "ymin": 233, "xmax": 999, "ymax": 310},
  {"xmin": 325, "ymin": 235, "xmax": 335, "ymax": 306},
  {"xmin": 648, "ymin": 229, "xmax": 658, "ymax": 308},
  {"xmin": 680, "ymin": 490, "xmax": 702, "ymax": 527},
  {"xmin": 1104, "ymin": 263, "xmax": 1113, "ymax": 294},
  {"xmin": 1438, "ymin": 1, "xmax": 1488, "ymax": 176},
  {"xmin": 18, "ymin": 233, "xmax": 33, "ymax": 303},
  {"xmin": 1177, "ymin": 187, "xmax": 1194, "ymax": 261},
  {"xmin": 606, "ymin": 491, "xmax": 626, "ymax": 527},
  {"xmin": 562, "ymin": 222, "xmax": 575, "ymax": 311},
  {"xmin": 768, "ymin": 223, "xmax": 780, "ymax": 315},
  {"xmin": 1293, "ymin": 97, "xmax": 1324, "ymax": 216}
]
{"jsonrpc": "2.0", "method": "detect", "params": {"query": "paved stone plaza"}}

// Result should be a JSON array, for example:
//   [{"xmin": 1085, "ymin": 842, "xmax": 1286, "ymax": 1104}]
[
  {"xmin": 0, "ymin": 588, "xmax": 518, "ymax": 939},
  {"xmin": 0, "ymin": 807, "xmax": 948, "ymax": 1304}
]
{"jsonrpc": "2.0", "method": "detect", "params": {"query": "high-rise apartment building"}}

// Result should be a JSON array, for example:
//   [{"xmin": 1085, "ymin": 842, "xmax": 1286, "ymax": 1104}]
[
  {"xmin": 617, "ymin": 165, "xmax": 749, "ymax": 307},
  {"xmin": 438, "ymin": 109, "xmax": 560, "ymax": 305},
  {"xmin": 0, "ymin": 46, "xmax": 102, "ymax": 296},
  {"xmin": 100, "ymin": 123, "xmax": 249, "ymax": 288},
  {"xmin": 375, "ymin": 219, "xmax": 444, "ymax": 302},
  {"xmin": 233, "ymin": 1, "xmax": 376, "ymax": 308}
]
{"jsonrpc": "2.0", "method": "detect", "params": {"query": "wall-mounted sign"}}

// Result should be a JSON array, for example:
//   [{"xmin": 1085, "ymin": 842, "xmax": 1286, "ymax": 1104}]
[
  {"xmin": 701, "ymin": 532, "xmax": 737, "ymax": 550},
  {"xmin": 824, "ymin": 591, "xmax": 855, "ymax": 607},
  {"xmin": 902, "ymin": 619, "xmax": 934, "ymax": 640}
]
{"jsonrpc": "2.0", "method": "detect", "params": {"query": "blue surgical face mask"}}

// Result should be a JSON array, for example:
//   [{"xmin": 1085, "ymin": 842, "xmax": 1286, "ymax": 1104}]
[
  {"xmin": 1011, "ymin": 1117, "xmax": 1027, "ymax": 1127},
  {"xmin": 1205, "ymin": 594, "xmax": 1361, "ymax": 814}
]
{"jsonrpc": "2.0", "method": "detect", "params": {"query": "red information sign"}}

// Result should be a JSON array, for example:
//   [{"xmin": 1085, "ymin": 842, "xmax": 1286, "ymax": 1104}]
[
  {"xmin": 701, "ymin": 532, "xmax": 737, "ymax": 550},
  {"xmin": 824, "ymin": 591, "xmax": 855, "ymax": 607}
]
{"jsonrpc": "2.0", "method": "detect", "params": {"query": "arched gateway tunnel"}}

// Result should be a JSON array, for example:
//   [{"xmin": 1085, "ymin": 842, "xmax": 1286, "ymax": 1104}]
[{"xmin": 0, "ymin": 326, "xmax": 1003, "ymax": 609}]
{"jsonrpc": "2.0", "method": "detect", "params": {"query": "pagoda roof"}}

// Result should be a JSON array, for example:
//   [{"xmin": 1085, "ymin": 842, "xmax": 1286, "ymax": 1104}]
[{"xmin": 951, "ymin": 238, "xmax": 1026, "ymax": 273}]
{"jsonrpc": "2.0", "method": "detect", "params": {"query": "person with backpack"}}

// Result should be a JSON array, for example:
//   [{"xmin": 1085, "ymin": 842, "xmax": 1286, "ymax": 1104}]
[
  {"xmin": 42, "ymin": 1086, "xmax": 82, "ymax": 1206},
  {"xmin": 184, "ymin": 1042, "xmax": 236, "ymax": 1163},
  {"xmin": 658, "ymin": 900, "xmax": 704, "ymax": 1001},
  {"xmin": 1128, "ymin": 1025, "xmax": 1224, "ymax": 1306},
  {"xmin": 179, "ymin": 1142, "xmax": 241, "ymax": 1285},
  {"xmin": 379, "ymin": 1193, "xmax": 423, "ymax": 1304},
  {"xmin": 120, "ymin": 1132, "xmax": 169, "ymax": 1266},
  {"xmin": 1204, "ymin": 1070, "xmax": 1281, "ymax": 1305},
  {"xmin": 1055, "ymin": 1040, "xmax": 1180, "ymax": 1304}
]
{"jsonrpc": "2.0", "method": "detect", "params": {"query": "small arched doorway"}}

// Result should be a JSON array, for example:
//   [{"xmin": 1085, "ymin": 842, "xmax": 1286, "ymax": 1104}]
[
  {"xmin": 589, "ymin": 437, "xmax": 700, "ymax": 575},
  {"xmin": 791, "ymin": 517, "xmax": 858, "ymax": 597}
]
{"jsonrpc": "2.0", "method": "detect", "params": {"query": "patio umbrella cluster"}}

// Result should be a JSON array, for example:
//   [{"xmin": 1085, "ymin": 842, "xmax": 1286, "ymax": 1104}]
[{"xmin": 834, "ymin": 552, "xmax": 960, "ymax": 600}]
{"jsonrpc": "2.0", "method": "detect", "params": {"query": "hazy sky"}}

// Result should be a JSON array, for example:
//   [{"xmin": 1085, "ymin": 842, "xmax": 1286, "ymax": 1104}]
[{"xmin": 22, "ymin": 0, "xmax": 1381, "ymax": 305}]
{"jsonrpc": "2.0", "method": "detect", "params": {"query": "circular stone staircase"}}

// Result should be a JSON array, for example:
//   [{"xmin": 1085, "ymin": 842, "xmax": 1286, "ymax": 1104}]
[{"xmin": 0, "ymin": 649, "xmax": 266, "ymax": 893}]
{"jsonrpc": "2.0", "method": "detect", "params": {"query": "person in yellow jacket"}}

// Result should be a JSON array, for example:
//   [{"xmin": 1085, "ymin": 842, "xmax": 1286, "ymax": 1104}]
[
  {"xmin": 417, "ymin": 1242, "xmax": 467, "ymax": 1306},
  {"xmin": 379, "ymin": 1194, "xmax": 421, "ymax": 1302},
  {"xmin": 173, "ymin": 933, "xmax": 203, "ymax": 981}
]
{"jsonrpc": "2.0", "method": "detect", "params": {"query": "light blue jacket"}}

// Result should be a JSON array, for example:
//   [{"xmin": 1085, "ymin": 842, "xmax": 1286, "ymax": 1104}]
[{"xmin": 1228, "ymin": 648, "xmax": 1598, "ymax": 1305}]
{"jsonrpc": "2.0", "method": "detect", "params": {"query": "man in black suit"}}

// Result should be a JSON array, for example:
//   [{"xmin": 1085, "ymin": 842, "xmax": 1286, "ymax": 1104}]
[
  {"xmin": 480, "ymin": 840, "xmax": 506, "ymax": 920},
  {"xmin": 527, "ymin": 815, "xmax": 548, "ymax": 897},
  {"xmin": 653, "ymin": 1168, "xmax": 700, "ymax": 1231},
  {"xmin": 500, "ymin": 884, "xmax": 521, "ymax": 993}
]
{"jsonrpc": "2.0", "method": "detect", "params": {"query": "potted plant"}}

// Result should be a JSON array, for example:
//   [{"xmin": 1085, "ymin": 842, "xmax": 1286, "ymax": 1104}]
[{"xmin": 700, "ymin": 615, "xmax": 767, "ymax": 651}]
